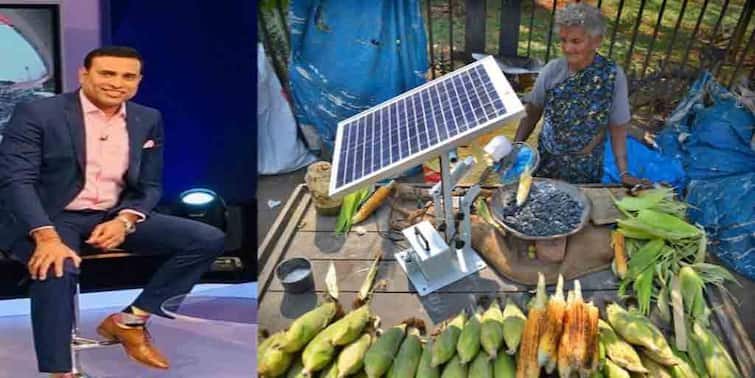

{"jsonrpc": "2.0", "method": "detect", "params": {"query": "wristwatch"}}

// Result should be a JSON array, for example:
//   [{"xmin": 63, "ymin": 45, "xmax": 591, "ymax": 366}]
[{"xmin": 116, "ymin": 216, "xmax": 136, "ymax": 234}]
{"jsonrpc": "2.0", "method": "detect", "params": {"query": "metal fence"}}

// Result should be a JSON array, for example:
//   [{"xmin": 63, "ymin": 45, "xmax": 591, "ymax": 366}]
[{"xmin": 259, "ymin": 0, "xmax": 754, "ymax": 91}]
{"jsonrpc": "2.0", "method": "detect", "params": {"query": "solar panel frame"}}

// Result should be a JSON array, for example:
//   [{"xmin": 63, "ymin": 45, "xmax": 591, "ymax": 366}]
[{"xmin": 329, "ymin": 56, "xmax": 525, "ymax": 197}]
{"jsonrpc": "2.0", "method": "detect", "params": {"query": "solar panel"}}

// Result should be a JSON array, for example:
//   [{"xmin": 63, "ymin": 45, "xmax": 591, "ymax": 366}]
[{"xmin": 329, "ymin": 56, "xmax": 525, "ymax": 197}]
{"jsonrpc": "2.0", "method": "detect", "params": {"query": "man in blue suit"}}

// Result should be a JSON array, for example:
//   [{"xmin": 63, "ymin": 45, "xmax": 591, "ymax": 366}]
[{"xmin": 0, "ymin": 46, "xmax": 225, "ymax": 376}]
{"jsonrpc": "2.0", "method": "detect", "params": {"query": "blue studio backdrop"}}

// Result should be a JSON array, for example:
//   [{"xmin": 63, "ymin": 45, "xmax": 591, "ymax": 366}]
[{"xmin": 104, "ymin": 0, "xmax": 256, "ymax": 205}]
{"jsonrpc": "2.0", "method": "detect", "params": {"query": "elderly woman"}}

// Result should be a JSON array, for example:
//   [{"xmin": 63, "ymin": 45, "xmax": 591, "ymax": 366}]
[{"xmin": 514, "ymin": 3, "xmax": 645, "ymax": 186}]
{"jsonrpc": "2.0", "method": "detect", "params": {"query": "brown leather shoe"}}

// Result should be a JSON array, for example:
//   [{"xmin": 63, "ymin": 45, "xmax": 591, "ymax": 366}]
[{"xmin": 96, "ymin": 314, "xmax": 170, "ymax": 369}]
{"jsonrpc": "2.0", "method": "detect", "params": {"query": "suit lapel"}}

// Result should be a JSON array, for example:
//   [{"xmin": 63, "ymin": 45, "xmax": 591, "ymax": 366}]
[
  {"xmin": 125, "ymin": 102, "xmax": 143, "ymax": 183},
  {"xmin": 64, "ymin": 93, "xmax": 86, "ymax": 172}
]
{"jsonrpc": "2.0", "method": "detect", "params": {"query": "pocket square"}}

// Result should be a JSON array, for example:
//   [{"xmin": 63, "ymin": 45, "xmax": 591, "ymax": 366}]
[{"xmin": 143, "ymin": 140, "xmax": 156, "ymax": 149}]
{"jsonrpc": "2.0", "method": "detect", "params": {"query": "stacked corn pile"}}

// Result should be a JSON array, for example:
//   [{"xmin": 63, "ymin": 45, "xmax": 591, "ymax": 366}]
[{"xmin": 259, "ymin": 271, "xmax": 741, "ymax": 377}]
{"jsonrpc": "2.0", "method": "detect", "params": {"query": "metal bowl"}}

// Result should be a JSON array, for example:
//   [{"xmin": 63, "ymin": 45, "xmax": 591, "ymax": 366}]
[{"xmin": 488, "ymin": 178, "xmax": 592, "ymax": 240}]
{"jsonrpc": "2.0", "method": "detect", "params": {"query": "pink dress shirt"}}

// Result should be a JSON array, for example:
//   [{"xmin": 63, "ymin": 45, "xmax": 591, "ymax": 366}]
[{"xmin": 65, "ymin": 91, "xmax": 131, "ymax": 211}]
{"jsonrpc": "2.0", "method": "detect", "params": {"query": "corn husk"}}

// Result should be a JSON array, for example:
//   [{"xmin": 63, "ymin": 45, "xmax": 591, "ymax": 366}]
[
  {"xmin": 493, "ymin": 352, "xmax": 516, "ymax": 378},
  {"xmin": 279, "ymin": 302, "xmax": 339, "ymax": 353},
  {"xmin": 481, "ymin": 299, "xmax": 505, "ymax": 359},
  {"xmin": 457, "ymin": 308, "xmax": 482, "ymax": 364},
  {"xmin": 604, "ymin": 359, "xmax": 631, "ymax": 378},
  {"xmin": 502, "ymin": 298, "xmax": 527, "ymax": 355},
  {"xmin": 432, "ymin": 311, "xmax": 466, "ymax": 367},
  {"xmin": 470, "ymin": 350, "xmax": 494, "ymax": 378},
  {"xmin": 441, "ymin": 355, "xmax": 467, "ymax": 378},
  {"xmin": 606, "ymin": 304, "xmax": 677, "ymax": 367},
  {"xmin": 689, "ymin": 321, "xmax": 741, "ymax": 378},
  {"xmin": 416, "ymin": 339, "xmax": 441, "ymax": 378},
  {"xmin": 259, "ymin": 344, "xmax": 294, "ymax": 377},
  {"xmin": 259, "ymin": 331, "xmax": 285, "ymax": 362},
  {"xmin": 387, "ymin": 327, "xmax": 422, "ymax": 378},
  {"xmin": 303, "ymin": 305, "xmax": 372, "ymax": 374},
  {"xmin": 364, "ymin": 323, "xmax": 407, "ymax": 378},
  {"xmin": 319, "ymin": 361, "xmax": 340, "ymax": 378},
  {"xmin": 337, "ymin": 333, "xmax": 373, "ymax": 378},
  {"xmin": 598, "ymin": 320, "xmax": 647, "ymax": 373},
  {"xmin": 640, "ymin": 352, "xmax": 673, "ymax": 378},
  {"xmin": 287, "ymin": 358, "xmax": 306, "ymax": 378}
]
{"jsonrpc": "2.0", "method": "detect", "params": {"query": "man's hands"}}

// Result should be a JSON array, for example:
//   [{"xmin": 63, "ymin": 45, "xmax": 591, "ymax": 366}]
[
  {"xmin": 28, "ymin": 230, "xmax": 81, "ymax": 280},
  {"xmin": 86, "ymin": 218, "xmax": 129, "ymax": 250}
]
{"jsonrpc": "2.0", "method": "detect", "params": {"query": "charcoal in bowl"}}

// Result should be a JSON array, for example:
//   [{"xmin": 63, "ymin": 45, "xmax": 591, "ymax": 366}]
[{"xmin": 499, "ymin": 182, "xmax": 584, "ymax": 237}]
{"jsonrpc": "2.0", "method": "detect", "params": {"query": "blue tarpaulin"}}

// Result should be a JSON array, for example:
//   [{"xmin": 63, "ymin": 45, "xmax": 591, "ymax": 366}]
[
  {"xmin": 288, "ymin": 0, "xmax": 429, "ymax": 154},
  {"xmin": 658, "ymin": 72, "xmax": 755, "ymax": 280},
  {"xmin": 602, "ymin": 135, "xmax": 686, "ymax": 189}
]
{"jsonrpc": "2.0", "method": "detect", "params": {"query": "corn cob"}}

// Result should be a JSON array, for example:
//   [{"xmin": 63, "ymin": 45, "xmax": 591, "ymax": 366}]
[
  {"xmin": 640, "ymin": 352, "xmax": 673, "ymax": 378},
  {"xmin": 386, "ymin": 327, "xmax": 422, "ymax": 378},
  {"xmin": 516, "ymin": 272, "xmax": 547, "ymax": 378},
  {"xmin": 684, "ymin": 329, "xmax": 709, "ymax": 377},
  {"xmin": 580, "ymin": 302, "xmax": 601, "ymax": 378},
  {"xmin": 557, "ymin": 289, "xmax": 576, "ymax": 378},
  {"xmin": 481, "ymin": 299, "xmax": 505, "ymax": 360},
  {"xmin": 432, "ymin": 311, "xmax": 467, "ymax": 367},
  {"xmin": 337, "ymin": 333, "xmax": 373, "ymax": 378},
  {"xmin": 678, "ymin": 266, "xmax": 710, "ymax": 324},
  {"xmin": 604, "ymin": 359, "xmax": 631, "ymax": 378},
  {"xmin": 280, "ymin": 302, "xmax": 339, "ymax": 353},
  {"xmin": 493, "ymin": 352, "xmax": 516, "ymax": 378},
  {"xmin": 440, "ymin": 355, "xmax": 467, "ymax": 378},
  {"xmin": 669, "ymin": 345, "xmax": 701, "ymax": 378},
  {"xmin": 689, "ymin": 321, "xmax": 741, "ymax": 378},
  {"xmin": 597, "ymin": 320, "xmax": 647, "ymax": 373},
  {"xmin": 417, "ymin": 339, "xmax": 441, "ymax": 378},
  {"xmin": 557, "ymin": 280, "xmax": 589, "ymax": 378},
  {"xmin": 611, "ymin": 231, "xmax": 627, "ymax": 279},
  {"xmin": 303, "ymin": 306, "xmax": 371, "ymax": 374},
  {"xmin": 259, "ymin": 331, "xmax": 285, "ymax": 362},
  {"xmin": 538, "ymin": 274, "xmax": 566, "ymax": 374},
  {"xmin": 502, "ymin": 298, "xmax": 527, "ymax": 355},
  {"xmin": 259, "ymin": 344, "xmax": 295, "ymax": 377},
  {"xmin": 320, "ymin": 361, "xmax": 340, "ymax": 378},
  {"xmin": 606, "ymin": 304, "xmax": 677, "ymax": 366},
  {"xmin": 470, "ymin": 350, "xmax": 494, "ymax": 378},
  {"xmin": 332, "ymin": 305, "xmax": 372, "ymax": 346},
  {"xmin": 287, "ymin": 358, "xmax": 306, "ymax": 378},
  {"xmin": 457, "ymin": 307, "xmax": 482, "ymax": 364},
  {"xmin": 364, "ymin": 323, "xmax": 407, "ymax": 378}
]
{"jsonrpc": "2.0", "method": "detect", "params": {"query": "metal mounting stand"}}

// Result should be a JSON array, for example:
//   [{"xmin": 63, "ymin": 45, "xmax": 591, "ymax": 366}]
[{"xmin": 395, "ymin": 153, "xmax": 486, "ymax": 296}]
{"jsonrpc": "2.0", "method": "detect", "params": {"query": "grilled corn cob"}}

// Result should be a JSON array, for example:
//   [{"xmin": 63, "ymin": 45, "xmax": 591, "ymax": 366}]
[
  {"xmin": 432, "ymin": 311, "xmax": 466, "ymax": 367},
  {"xmin": 386, "ymin": 326, "xmax": 422, "ymax": 378},
  {"xmin": 457, "ymin": 307, "xmax": 482, "ymax": 364},
  {"xmin": 279, "ymin": 302, "xmax": 339, "ymax": 353},
  {"xmin": 364, "ymin": 323, "xmax": 407, "ymax": 378},
  {"xmin": 580, "ymin": 302, "xmax": 601, "ymax": 377},
  {"xmin": 538, "ymin": 274, "xmax": 566, "ymax": 373},
  {"xmin": 502, "ymin": 298, "xmax": 527, "ymax": 355},
  {"xmin": 516, "ymin": 273, "xmax": 547, "ymax": 378},
  {"xmin": 606, "ymin": 304, "xmax": 677, "ymax": 367},
  {"xmin": 597, "ymin": 320, "xmax": 647, "ymax": 373},
  {"xmin": 481, "ymin": 299, "xmax": 505, "ymax": 359},
  {"xmin": 337, "ymin": 333, "xmax": 373, "ymax": 378},
  {"xmin": 417, "ymin": 339, "xmax": 441, "ymax": 378},
  {"xmin": 470, "ymin": 350, "xmax": 494, "ymax": 378}
]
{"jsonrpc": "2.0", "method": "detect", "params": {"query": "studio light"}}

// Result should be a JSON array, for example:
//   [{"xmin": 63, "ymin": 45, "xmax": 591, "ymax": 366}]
[{"xmin": 177, "ymin": 188, "xmax": 227, "ymax": 231}]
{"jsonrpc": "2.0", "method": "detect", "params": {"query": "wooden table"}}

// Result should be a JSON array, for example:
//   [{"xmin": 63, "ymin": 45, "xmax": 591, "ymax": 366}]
[{"xmin": 258, "ymin": 184, "xmax": 754, "ymax": 377}]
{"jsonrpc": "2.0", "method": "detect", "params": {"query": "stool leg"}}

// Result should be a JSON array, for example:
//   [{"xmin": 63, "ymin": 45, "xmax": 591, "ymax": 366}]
[{"xmin": 71, "ymin": 282, "xmax": 90, "ymax": 377}]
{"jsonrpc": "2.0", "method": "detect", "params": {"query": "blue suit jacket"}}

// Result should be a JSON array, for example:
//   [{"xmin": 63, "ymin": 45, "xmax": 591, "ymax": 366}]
[{"xmin": 0, "ymin": 92, "xmax": 165, "ymax": 251}]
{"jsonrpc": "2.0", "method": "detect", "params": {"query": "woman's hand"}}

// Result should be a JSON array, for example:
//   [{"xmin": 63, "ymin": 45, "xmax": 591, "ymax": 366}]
[{"xmin": 621, "ymin": 174, "xmax": 651, "ymax": 188}]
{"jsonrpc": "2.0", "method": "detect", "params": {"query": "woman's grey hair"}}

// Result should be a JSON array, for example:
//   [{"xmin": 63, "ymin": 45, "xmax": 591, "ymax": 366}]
[{"xmin": 554, "ymin": 3, "xmax": 607, "ymax": 37}]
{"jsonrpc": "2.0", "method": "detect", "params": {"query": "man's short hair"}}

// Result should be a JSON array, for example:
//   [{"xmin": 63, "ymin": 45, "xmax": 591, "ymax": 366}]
[{"xmin": 84, "ymin": 46, "xmax": 144, "ymax": 72}]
